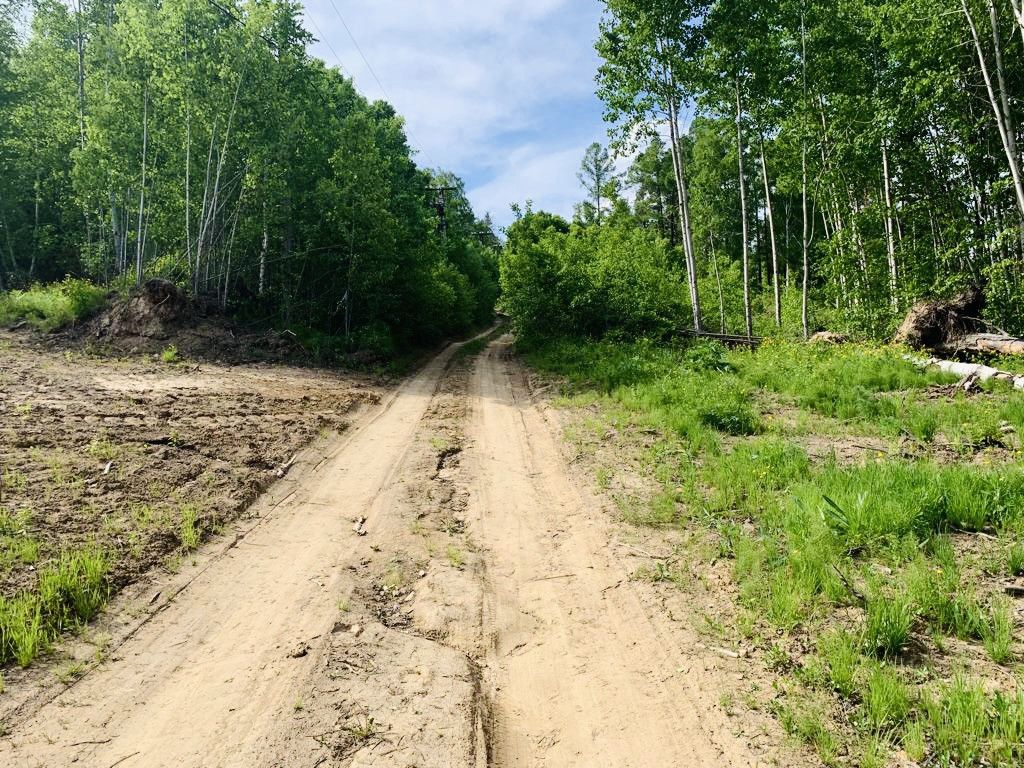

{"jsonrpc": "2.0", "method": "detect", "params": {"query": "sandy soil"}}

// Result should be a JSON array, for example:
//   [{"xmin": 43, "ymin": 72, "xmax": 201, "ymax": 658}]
[
  {"xmin": 0, "ymin": 330, "xmax": 378, "ymax": 599},
  {"xmin": 0, "ymin": 334, "xmax": 803, "ymax": 767}
]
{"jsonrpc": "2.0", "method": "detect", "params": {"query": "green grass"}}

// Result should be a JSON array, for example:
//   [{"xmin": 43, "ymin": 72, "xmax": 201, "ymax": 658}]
[
  {"xmin": 0, "ymin": 278, "xmax": 107, "ymax": 332},
  {"xmin": 0, "ymin": 549, "xmax": 109, "ymax": 667},
  {"xmin": 527, "ymin": 334, "xmax": 1024, "ymax": 767},
  {"xmin": 179, "ymin": 505, "xmax": 201, "ymax": 552},
  {"xmin": 864, "ymin": 593, "xmax": 915, "ymax": 658}
]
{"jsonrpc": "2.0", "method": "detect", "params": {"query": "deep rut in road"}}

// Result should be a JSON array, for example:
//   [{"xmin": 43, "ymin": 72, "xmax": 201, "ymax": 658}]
[{"xmin": 0, "ymin": 335, "xmax": 796, "ymax": 767}]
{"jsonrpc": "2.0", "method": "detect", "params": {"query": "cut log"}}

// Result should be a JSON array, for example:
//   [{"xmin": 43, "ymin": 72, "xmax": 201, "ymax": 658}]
[
  {"xmin": 909, "ymin": 355, "xmax": 1024, "ymax": 390},
  {"xmin": 809, "ymin": 331, "xmax": 848, "ymax": 345},
  {"xmin": 947, "ymin": 333, "xmax": 1024, "ymax": 357}
]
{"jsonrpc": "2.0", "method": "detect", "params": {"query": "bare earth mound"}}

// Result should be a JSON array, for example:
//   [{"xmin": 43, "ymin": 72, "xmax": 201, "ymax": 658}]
[
  {"xmin": 893, "ymin": 286, "xmax": 985, "ymax": 350},
  {"xmin": 74, "ymin": 279, "xmax": 308, "ymax": 364}
]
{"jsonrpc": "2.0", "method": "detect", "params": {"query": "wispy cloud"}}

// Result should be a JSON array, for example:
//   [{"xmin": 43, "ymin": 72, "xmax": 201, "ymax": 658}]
[{"xmin": 301, "ymin": 0, "xmax": 613, "ymax": 227}]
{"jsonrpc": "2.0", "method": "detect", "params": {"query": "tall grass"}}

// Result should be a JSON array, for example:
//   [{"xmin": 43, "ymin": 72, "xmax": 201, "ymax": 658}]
[
  {"xmin": 527, "ymin": 334, "xmax": 1024, "ymax": 767},
  {"xmin": 0, "ymin": 549, "xmax": 108, "ymax": 667},
  {"xmin": 0, "ymin": 278, "xmax": 107, "ymax": 332}
]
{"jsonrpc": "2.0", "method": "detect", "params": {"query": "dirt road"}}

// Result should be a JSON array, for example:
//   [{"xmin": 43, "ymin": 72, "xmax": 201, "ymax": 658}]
[{"xmin": 1, "ymin": 335, "xmax": 790, "ymax": 767}]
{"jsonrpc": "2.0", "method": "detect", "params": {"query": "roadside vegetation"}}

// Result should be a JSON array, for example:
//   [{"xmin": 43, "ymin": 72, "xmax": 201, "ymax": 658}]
[
  {"xmin": 0, "ymin": 279, "xmax": 106, "ymax": 333},
  {"xmin": 526, "ymin": 335, "xmax": 1024, "ymax": 766},
  {"xmin": 0, "ymin": 0, "xmax": 499, "ymax": 355}
]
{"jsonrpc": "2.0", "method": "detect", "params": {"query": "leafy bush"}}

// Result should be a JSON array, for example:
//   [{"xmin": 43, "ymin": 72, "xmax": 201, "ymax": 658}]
[
  {"xmin": 500, "ymin": 214, "xmax": 689, "ymax": 343},
  {"xmin": 0, "ymin": 278, "xmax": 106, "ymax": 332}
]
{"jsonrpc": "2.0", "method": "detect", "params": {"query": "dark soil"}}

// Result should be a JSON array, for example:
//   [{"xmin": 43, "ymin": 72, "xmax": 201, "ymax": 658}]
[
  {"xmin": 62, "ymin": 279, "xmax": 313, "ymax": 365},
  {"xmin": 0, "ymin": 330, "xmax": 380, "ymax": 601}
]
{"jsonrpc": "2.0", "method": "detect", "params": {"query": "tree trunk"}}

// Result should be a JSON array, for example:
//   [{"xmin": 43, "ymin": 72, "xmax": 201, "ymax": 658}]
[
  {"xmin": 184, "ymin": 20, "xmax": 192, "ymax": 293},
  {"xmin": 801, "ymin": 7, "xmax": 811, "ymax": 340},
  {"xmin": 1012, "ymin": 0, "xmax": 1024, "ymax": 46},
  {"xmin": 74, "ymin": 0, "xmax": 87, "ymax": 151},
  {"xmin": 136, "ymin": 85, "xmax": 149, "ymax": 287},
  {"xmin": 962, "ymin": 0, "xmax": 1024, "ymax": 220},
  {"xmin": 736, "ymin": 80, "xmax": 753, "ymax": 338},
  {"xmin": 881, "ymin": 137, "xmax": 899, "ymax": 311},
  {"xmin": 802, "ymin": 142, "xmax": 810, "ymax": 340},
  {"xmin": 709, "ymin": 231, "xmax": 727, "ymax": 334},
  {"xmin": 223, "ymin": 177, "xmax": 247, "ymax": 310},
  {"xmin": 30, "ymin": 172, "xmax": 39, "ymax": 279},
  {"xmin": 759, "ymin": 135, "xmax": 782, "ymax": 327},
  {"xmin": 665, "ymin": 91, "xmax": 703, "ymax": 331},
  {"xmin": 259, "ymin": 198, "xmax": 268, "ymax": 296},
  {"xmin": 955, "ymin": 334, "xmax": 1024, "ymax": 356}
]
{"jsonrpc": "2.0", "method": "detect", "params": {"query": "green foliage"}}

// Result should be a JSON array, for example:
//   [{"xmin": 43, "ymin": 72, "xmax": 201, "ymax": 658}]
[
  {"xmin": 0, "ymin": 2, "xmax": 496, "ymax": 351},
  {"xmin": 983, "ymin": 597, "xmax": 1015, "ymax": 665},
  {"xmin": 0, "ymin": 279, "xmax": 106, "ymax": 331},
  {"xmin": 923, "ymin": 679, "xmax": 1024, "ymax": 767},
  {"xmin": 0, "ymin": 549, "xmax": 109, "ymax": 667},
  {"xmin": 179, "ymin": 505, "xmax": 201, "ymax": 552},
  {"xmin": 864, "ymin": 665, "xmax": 911, "ymax": 729},
  {"xmin": 818, "ymin": 629, "xmax": 860, "ymax": 698},
  {"xmin": 583, "ymin": 0, "xmax": 1024, "ymax": 341},
  {"xmin": 736, "ymin": 342, "xmax": 948, "ymax": 417},
  {"xmin": 864, "ymin": 593, "xmax": 915, "ymax": 658},
  {"xmin": 501, "ymin": 211, "xmax": 688, "ymax": 344},
  {"xmin": 530, "ymin": 334, "xmax": 1024, "ymax": 764}
]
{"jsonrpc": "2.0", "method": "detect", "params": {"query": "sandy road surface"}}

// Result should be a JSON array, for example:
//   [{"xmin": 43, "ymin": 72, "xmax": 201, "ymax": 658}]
[
  {"xmin": 0, "ymin": 340, "xmax": 467, "ymax": 767},
  {"xmin": 469, "ymin": 338, "xmax": 772, "ymax": 767},
  {"xmin": 1, "ymin": 335, "xmax": 789, "ymax": 767}
]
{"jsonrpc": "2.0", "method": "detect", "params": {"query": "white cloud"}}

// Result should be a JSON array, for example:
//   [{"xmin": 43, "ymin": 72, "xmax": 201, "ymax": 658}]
[{"xmin": 301, "ymin": 0, "xmax": 610, "ymax": 227}]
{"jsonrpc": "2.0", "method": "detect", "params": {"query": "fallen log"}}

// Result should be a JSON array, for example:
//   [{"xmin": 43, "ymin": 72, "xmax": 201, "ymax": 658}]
[
  {"xmin": 680, "ymin": 329, "xmax": 763, "ymax": 348},
  {"xmin": 944, "ymin": 333, "xmax": 1024, "ymax": 357},
  {"xmin": 909, "ymin": 355, "xmax": 1024, "ymax": 391}
]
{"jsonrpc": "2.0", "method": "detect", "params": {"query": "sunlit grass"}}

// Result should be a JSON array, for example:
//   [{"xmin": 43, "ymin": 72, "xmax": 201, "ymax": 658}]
[
  {"xmin": 0, "ymin": 278, "xmax": 106, "ymax": 332},
  {"xmin": 527, "ymin": 334, "xmax": 1024, "ymax": 767}
]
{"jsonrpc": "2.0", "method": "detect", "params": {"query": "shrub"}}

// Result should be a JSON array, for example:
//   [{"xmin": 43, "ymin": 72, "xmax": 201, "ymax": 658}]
[{"xmin": 0, "ymin": 278, "xmax": 106, "ymax": 332}]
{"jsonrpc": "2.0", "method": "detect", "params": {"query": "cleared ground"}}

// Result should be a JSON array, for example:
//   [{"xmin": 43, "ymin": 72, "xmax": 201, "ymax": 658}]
[{"xmin": 0, "ymin": 333, "xmax": 797, "ymax": 767}]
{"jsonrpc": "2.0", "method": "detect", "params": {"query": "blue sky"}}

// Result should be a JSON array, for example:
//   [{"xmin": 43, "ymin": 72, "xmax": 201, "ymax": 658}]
[{"xmin": 301, "ymin": 0, "xmax": 611, "ymax": 230}]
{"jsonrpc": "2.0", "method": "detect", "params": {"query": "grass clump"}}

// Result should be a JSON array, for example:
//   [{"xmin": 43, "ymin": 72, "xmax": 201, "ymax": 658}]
[
  {"xmin": 0, "ymin": 278, "xmax": 106, "ymax": 332},
  {"xmin": 921, "ymin": 679, "xmax": 1024, "ymax": 767},
  {"xmin": 179, "ymin": 505, "xmax": 201, "ymax": 552},
  {"xmin": 527, "ymin": 334, "xmax": 1024, "ymax": 766},
  {"xmin": 0, "ymin": 548, "xmax": 109, "ymax": 667},
  {"xmin": 983, "ymin": 597, "xmax": 1015, "ymax": 665},
  {"xmin": 864, "ymin": 593, "xmax": 915, "ymax": 658},
  {"xmin": 863, "ymin": 664, "xmax": 911, "ymax": 729},
  {"xmin": 818, "ymin": 629, "xmax": 861, "ymax": 698}
]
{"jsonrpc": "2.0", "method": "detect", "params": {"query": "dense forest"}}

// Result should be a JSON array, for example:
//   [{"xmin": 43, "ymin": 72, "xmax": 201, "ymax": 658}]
[
  {"xmin": 0, "ymin": 0, "xmax": 499, "ymax": 350},
  {"xmin": 501, "ymin": 0, "xmax": 1024, "ymax": 343}
]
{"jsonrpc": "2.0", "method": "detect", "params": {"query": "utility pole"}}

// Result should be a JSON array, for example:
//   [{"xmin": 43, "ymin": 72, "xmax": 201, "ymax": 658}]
[{"xmin": 425, "ymin": 185, "xmax": 458, "ymax": 238}]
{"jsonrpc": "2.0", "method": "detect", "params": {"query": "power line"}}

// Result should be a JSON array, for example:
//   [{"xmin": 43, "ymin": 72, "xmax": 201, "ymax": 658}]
[
  {"xmin": 303, "ymin": 11, "xmax": 348, "ymax": 77},
  {"xmin": 321, "ymin": 0, "xmax": 440, "ymax": 170}
]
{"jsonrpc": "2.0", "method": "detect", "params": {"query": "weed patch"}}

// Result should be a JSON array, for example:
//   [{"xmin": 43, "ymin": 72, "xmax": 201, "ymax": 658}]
[
  {"xmin": 0, "ymin": 548, "xmax": 109, "ymax": 666},
  {"xmin": 528, "ymin": 335, "xmax": 1024, "ymax": 766},
  {"xmin": 0, "ymin": 279, "xmax": 106, "ymax": 332}
]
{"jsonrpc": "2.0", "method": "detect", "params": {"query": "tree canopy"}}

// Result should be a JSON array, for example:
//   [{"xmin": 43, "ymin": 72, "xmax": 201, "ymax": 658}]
[
  {"xmin": 503, "ymin": 0, "xmax": 1024, "ymax": 343},
  {"xmin": 0, "ymin": 0, "xmax": 499, "ymax": 350}
]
